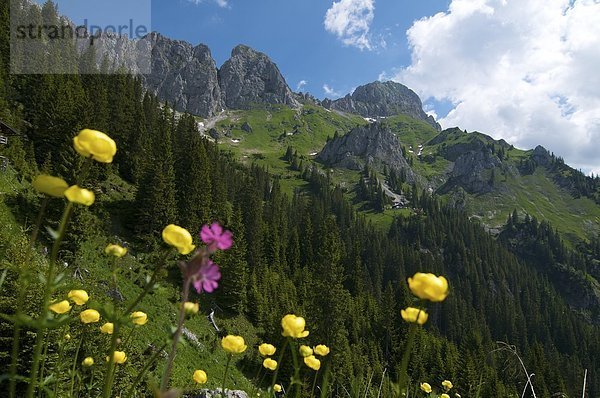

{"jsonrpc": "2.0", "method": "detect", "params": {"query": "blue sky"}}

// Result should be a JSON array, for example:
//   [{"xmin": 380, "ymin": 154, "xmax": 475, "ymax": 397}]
[{"xmin": 45, "ymin": 0, "xmax": 600, "ymax": 173}]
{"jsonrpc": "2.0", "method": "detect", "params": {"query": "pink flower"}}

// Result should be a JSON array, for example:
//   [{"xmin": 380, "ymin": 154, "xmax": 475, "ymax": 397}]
[
  {"xmin": 192, "ymin": 260, "xmax": 221, "ymax": 293},
  {"xmin": 200, "ymin": 222, "xmax": 233, "ymax": 251}
]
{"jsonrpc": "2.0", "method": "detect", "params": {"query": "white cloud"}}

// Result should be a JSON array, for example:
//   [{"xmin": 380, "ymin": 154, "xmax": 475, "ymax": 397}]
[
  {"xmin": 188, "ymin": 0, "xmax": 230, "ymax": 8},
  {"xmin": 296, "ymin": 80, "xmax": 308, "ymax": 91},
  {"xmin": 323, "ymin": 84, "xmax": 342, "ymax": 98},
  {"xmin": 389, "ymin": 0, "xmax": 600, "ymax": 173},
  {"xmin": 324, "ymin": 0, "xmax": 375, "ymax": 50}
]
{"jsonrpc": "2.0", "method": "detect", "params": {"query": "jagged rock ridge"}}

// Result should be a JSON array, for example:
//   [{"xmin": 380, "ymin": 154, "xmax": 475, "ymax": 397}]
[
  {"xmin": 323, "ymin": 81, "xmax": 441, "ymax": 131},
  {"xmin": 317, "ymin": 123, "xmax": 417, "ymax": 183}
]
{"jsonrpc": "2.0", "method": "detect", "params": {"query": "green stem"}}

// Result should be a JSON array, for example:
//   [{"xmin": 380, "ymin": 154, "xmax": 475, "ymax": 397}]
[
  {"xmin": 25, "ymin": 201, "xmax": 74, "ymax": 398},
  {"xmin": 398, "ymin": 323, "xmax": 418, "ymax": 396},
  {"xmin": 9, "ymin": 197, "xmax": 48, "ymax": 398},
  {"xmin": 270, "ymin": 339, "xmax": 289, "ymax": 389},
  {"xmin": 160, "ymin": 276, "xmax": 192, "ymax": 391},
  {"xmin": 101, "ymin": 323, "xmax": 120, "ymax": 398},
  {"xmin": 289, "ymin": 340, "xmax": 301, "ymax": 398},
  {"xmin": 311, "ymin": 369, "xmax": 320, "ymax": 398},
  {"xmin": 123, "ymin": 342, "xmax": 169, "ymax": 398},
  {"xmin": 123, "ymin": 251, "xmax": 170, "ymax": 316},
  {"xmin": 68, "ymin": 334, "xmax": 84, "ymax": 397},
  {"xmin": 221, "ymin": 354, "xmax": 232, "ymax": 397}
]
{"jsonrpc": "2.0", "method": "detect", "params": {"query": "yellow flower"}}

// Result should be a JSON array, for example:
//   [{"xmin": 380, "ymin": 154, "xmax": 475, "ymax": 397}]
[
  {"xmin": 193, "ymin": 369, "xmax": 207, "ymax": 384},
  {"xmin": 49, "ymin": 300, "xmax": 71, "ymax": 314},
  {"xmin": 273, "ymin": 384, "xmax": 282, "ymax": 393},
  {"xmin": 73, "ymin": 129, "xmax": 117, "ymax": 163},
  {"xmin": 106, "ymin": 351, "xmax": 127, "ymax": 364},
  {"xmin": 299, "ymin": 345, "xmax": 313, "ymax": 357},
  {"xmin": 281, "ymin": 314, "xmax": 309, "ymax": 338},
  {"xmin": 420, "ymin": 382, "xmax": 432, "ymax": 393},
  {"xmin": 262, "ymin": 358, "xmax": 278, "ymax": 371},
  {"xmin": 100, "ymin": 322, "xmax": 114, "ymax": 334},
  {"xmin": 80, "ymin": 309, "xmax": 100, "ymax": 324},
  {"xmin": 162, "ymin": 224, "xmax": 195, "ymax": 255},
  {"xmin": 64, "ymin": 185, "xmax": 95, "ymax": 206},
  {"xmin": 303, "ymin": 355, "xmax": 321, "ymax": 371},
  {"xmin": 68, "ymin": 290, "xmax": 89, "ymax": 305},
  {"xmin": 105, "ymin": 244, "xmax": 127, "ymax": 258},
  {"xmin": 64, "ymin": 333, "xmax": 71, "ymax": 340},
  {"xmin": 258, "ymin": 343, "xmax": 276, "ymax": 356},
  {"xmin": 183, "ymin": 302, "xmax": 199, "ymax": 315},
  {"xmin": 408, "ymin": 273, "xmax": 449, "ymax": 302},
  {"xmin": 442, "ymin": 380, "xmax": 453, "ymax": 391},
  {"xmin": 441, "ymin": 394, "xmax": 450, "ymax": 398},
  {"xmin": 221, "ymin": 335, "xmax": 247, "ymax": 354},
  {"xmin": 401, "ymin": 307, "xmax": 429, "ymax": 325},
  {"xmin": 32, "ymin": 175, "xmax": 68, "ymax": 197},
  {"xmin": 82, "ymin": 357, "xmax": 94, "ymax": 367},
  {"xmin": 131, "ymin": 311, "xmax": 148, "ymax": 325},
  {"xmin": 314, "ymin": 344, "xmax": 330, "ymax": 356}
]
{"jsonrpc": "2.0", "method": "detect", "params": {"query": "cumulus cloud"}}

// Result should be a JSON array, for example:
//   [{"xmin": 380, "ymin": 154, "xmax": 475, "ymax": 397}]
[
  {"xmin": 324, "ymin": 0, "xmax": 375, "ymax": 50},
  {"xmin": 296, "ymin": 80, "xmax": 308, "ymax": 92},
  {"xmin": 323, "ymin": 84, "xmax": 342, "ymax": 98},
  {"xmin": 389, "ymin": 0, "xmax": 600, "ymax": 173}
]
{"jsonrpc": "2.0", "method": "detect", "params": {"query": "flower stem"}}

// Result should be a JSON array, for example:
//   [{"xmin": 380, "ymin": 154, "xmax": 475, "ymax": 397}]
[
  {"xmin": 101, "ymin": 322, "xmax": 120, "ymax": 398},
  {"xmin": 221, "ymin": 354, "xmax": 233, "ymax": 397},
  {"xmin": 270, "ymin": 338, "xmax": 289, "ymax": 389},
  {"xmin": 310, "ymin": 369, "xmax": 320, "ymax": 397},
  {"xmin": 289, "ymin": 340, "xmax": 301, "ymax": 398},
  {"xmin": 68, "ymin": 334, "xmax": 84, "ymax": 397},
  {"xmin": 25, "ymin": 201, "xmax": 74, "ymax": 398},
  {"xmin": 397, "ymin": 323, "xmax": 418, "ymax": 396},
  {"xmin": 159, "ymin": 276, "xmax": 191, "ymax": 391}
]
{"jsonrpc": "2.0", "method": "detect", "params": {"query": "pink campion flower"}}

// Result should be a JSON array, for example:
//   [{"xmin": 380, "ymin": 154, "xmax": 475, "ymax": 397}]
[
  {"xmin": 192, "ymin": 259, "xmax": 221, "ymax": 294},
  {"xmin": 200, "ymin": 222, "xmax": 233, "ymax": 251}
]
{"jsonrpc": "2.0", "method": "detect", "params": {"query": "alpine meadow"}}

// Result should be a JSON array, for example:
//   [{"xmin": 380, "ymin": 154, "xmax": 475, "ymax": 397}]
[{"xmin": 0, "ymin": 0, "xmax": 599, "ymax": 397}]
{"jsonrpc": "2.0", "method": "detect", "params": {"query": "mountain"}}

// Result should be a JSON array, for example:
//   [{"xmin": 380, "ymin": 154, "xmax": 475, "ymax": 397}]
[
  {"xmin": 219, "ymin": 45, "xmax": 299, "ymax": 110},
  {"xmin": 323, "ymin": 81, "xmax": 441, "ymax": 131}
]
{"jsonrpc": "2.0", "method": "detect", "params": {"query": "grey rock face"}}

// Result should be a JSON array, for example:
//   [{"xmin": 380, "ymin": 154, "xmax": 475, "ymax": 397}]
[
  {"xmin": 143, "ymin": 33, "xmax": 223, "ymax": 117},
  {"xmin": 326, "ymin": 81, "xmax": 441, "ymax": 131},
  {"xmin": 317, "ymin": 123, "xmax": 416, "ymax": 182},
  {"xmin": 439, "ymin": 149, "xmax": 502, "ymax": 195},
  {"xmin": 219, "ymin": 45, "xmax": 299, "ymax": 110},
  {"xmin": 184, "ymin": 389, "xmax": 248, "ymax": 398}
]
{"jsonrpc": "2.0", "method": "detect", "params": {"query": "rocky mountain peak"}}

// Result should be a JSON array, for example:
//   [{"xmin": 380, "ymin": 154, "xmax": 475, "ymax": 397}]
[
  {"xmin": 218, "ymin": 44, "xmax": 299, "ymax": 110},
  {"xmin": 325, "ymin": 81, "xmax": 441, "ymax": 131},
  {"xmin": 317, "ymin": 123, "xmax": 416, "ymax": 182}
]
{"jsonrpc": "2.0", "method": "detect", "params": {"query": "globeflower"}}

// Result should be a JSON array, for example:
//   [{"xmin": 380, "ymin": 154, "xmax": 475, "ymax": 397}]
[
  {"xmin": 32, "ymin": 175, "xmax": 68, "ymax": 197},
  {"xmin": 192, "ymin": 259, "xmax": 221, "ymax": 294},
  {"xmin": 193, "ymin": 369, "xmax": 207, "ymax": 384},
  {"xmin": 64, "ymin": 185, "xmax": 95, "ymax": 206},
  {"xmin": 105, "ymin": 244, "xmax": 127, "ymax": 258},
  {"xmin": 401, "ymin": 307, "xmax": 428, "ymax": 325},
  {"xmin": 68, "ymin": 290, "xmax": 89, "ymax": 305},
  {"xmin": 303, "ymin": 355, "xmax": 321, "ymax": 371},
  {"xmin": 274, "ymin": 384, "xmax": 282, "ymax": 393},
  {"xmin": 131, "ymin": 311, "xmax": 148, "ymax": 325},
  {"xmin": 49, "ymin": 300, "xmax": 71, "ymax": 314},
  {"xmin": 442, "ymin": 380, "xmax": 453, "ymax": 391},
  {"xmin": 183, "ymin": 301, "xmax": 199, "ymax": 315},
  {"xmin": 258, "ymin": 343, "xmax": 276, "ymax": 356},
  {"xmin": 82, "ymin": 357, "xmax": 94, "ymax": 367},
  {"xmin": 100, "ymin": 322, "xmax": 114, "ymax": 334},
  {"xmin": 221, "ymin": 335, "xmax": 247, "ymax": 354},
  {"xmin": 314, "ymin": 344, "xmax": 330, "ymax": 356},
  {"xmin": 107, "ymin": 351, "xmax": 127, "ymax": 364},
  {"xmin": 80, "ymin": 309, "xmax": 100, "ymax": 324},
  {"xmin": 162, "ymin": 224, "xmax": 195, "ymax": 255},
  {"xmin": 73, "ymin": 129, "xmax": 117, "ymax": 163},
  {"xmin": 408, "ymin": 273, "xmax": 449, "ymax": 302},
  {"xmin": 263, "ymin": 358, "xmax": 278, "ymax": 371},
  {"xmin": 440, "ymin": 394, "xmax": 450, "ymax": 398},
  {"xmin": 281, "ymin": 314, "xmax": 309, "ymax": 338},
  {"xmin": 200, "ymin": 222, "xmax": 233, "ymax": 251},
  {"xmin": 299, "ymin": 345, "xmax": 313, "ymax": 357},
  {"xmin": 420, "ymin": 382, "xmax": 432, "ymax": 393}
]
